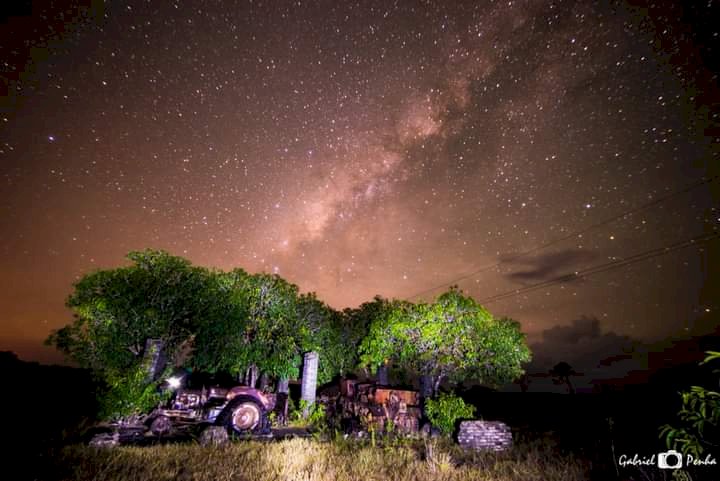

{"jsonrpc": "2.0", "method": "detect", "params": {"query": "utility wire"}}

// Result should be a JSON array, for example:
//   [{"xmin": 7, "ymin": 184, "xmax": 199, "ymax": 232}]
[
  {"xmin": 407, "ymin": 174, "xmax": 719, "ymax": 300},
  {"xmin": 476, "ymin": 231, "xmax": 719, "ymax": 305}
]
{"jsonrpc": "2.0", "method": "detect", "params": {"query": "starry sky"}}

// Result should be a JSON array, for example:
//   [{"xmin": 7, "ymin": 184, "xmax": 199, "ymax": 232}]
[{"xmin": 1, "ymin": 1, "xmax": 718, "ymax": 378}]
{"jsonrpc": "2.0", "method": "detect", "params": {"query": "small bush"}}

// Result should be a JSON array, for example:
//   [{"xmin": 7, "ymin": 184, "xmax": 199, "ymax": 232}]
[
  {"xmin": 99, "ymin": 365, "xmax": 170, "ymax": 420},
  {"xmin": 290, "ymin": 399, "xmax": 328, "ymax": 431},
  {"xmin": 425, "ymin": 392, "xmax": 475, "ymax": 436}
]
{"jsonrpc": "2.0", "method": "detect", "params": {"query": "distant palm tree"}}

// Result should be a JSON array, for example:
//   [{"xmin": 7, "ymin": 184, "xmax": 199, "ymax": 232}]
[{"xmin": 550, "ymin": 361, "xmax": 577, "ymax": 394}]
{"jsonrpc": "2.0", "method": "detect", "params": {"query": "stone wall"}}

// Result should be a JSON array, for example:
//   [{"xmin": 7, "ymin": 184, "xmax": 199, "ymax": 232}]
[{"xmin": 457, "ymin": 420, "xmax": 512, "ymax": 451}]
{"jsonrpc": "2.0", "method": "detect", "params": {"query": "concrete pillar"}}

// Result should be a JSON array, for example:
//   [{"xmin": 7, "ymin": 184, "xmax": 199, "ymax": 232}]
[
  {"xmin": 300, "ymin": 351, "xmax": 319, "ymax": 416},
  {"xmin": 245, "ymin": 364, "xmax": 258, "ymax": 387}
]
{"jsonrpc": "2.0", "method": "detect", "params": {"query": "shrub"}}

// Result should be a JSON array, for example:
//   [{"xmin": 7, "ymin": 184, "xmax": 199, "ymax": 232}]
[
  {"xmin": 425, "ymin": 392, "xmax": 475, "ymax": 436},
  {"xmin": 659, "ymin": 350, "xmax": 720, "ymax": 457},
  {"xmin": 98, "ymin": 365, "xmax": 170, "ymax": 420},
  {"xmin": 290, "ymin": 400, "xmax": 328, "ymax": 432}
]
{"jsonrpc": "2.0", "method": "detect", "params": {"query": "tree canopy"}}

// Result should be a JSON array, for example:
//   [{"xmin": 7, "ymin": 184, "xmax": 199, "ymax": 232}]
[
  {"xmin": 191, "ymin": 272, "xmax": 347, "ymax": 385},
  {"xmin": 339, "ymin": 296, "xmax": 393, "ymax": 375},
  {"xmin": 191, "ymin": 269, "xmax": 301, "ymax": 380},
  {"xmin": 48, "ymin": 249, "xmax": 216, "ymax": 373},
  {"xmin": 46, "ymin": 249, "xmax": 218, "ymax": 416},
  {"xmin": 47, "ymin": 250, "xmax": 533, "ymax": 418},
  {"xmin": 550, "ymin": 361, "xmax": 578, "ymax": 394},
  {"xmin": 358, "ymin": 288, "xmax": 532, "ymax": 395}
]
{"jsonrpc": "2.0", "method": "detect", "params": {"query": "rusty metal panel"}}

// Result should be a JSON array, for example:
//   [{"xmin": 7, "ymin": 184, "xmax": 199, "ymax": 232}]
[
  {"xmin": 373, "ymin": 388, "xmax": 419, "ymax": 406},
  {"xmin": 335, "ymin": 380, "xmax": 422, "ymax": 434}
]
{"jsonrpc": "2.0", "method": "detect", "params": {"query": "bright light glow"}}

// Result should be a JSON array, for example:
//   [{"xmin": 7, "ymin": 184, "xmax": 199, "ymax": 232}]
[{"xmin": 167, "ymin": 376, "xmax": 182, "ymax": 389}]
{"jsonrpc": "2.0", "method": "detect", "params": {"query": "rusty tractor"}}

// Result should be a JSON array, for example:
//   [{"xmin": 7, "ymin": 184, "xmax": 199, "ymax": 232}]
[
  {"xmin": 145, "ymin": 376, "xmax": 275, "ymax": 437},
  {"xmin": 320, "ymin": 379, "xmax": 422, "ymax": 435}
]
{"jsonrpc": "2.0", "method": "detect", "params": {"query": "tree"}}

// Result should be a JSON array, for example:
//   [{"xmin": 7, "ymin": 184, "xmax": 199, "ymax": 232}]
[
  {"xmin": 237, "ymin": 272, "xmax": 302, "ymax": 382},
  {"xmin": 341, "ymin": 296, "xmax": 393, "ymax": 378},
  {"xmin": 515, "ymin": 373, "xmax": 531, "ymax": 392},
  {"xmin": 358, "ymin": 288, "xmax": 532, "ymax": 396},
  {"xmin": 192, "ymin": 270, "xmax": 303, "ymax": 383},
  {"xmin": 192, "ymin": 272, "xmax": 348, "ymax": 388},
  {"xmin": 550, "ymin": 361, "xmax": 577, "ymax": 394},
  {"xmin": 295, "ymin": 292, "xmax": 347, "ymax": 385},
  {"xmin": 189, "ymin": 269, "xmax": 254, "ymax": 379},
  {"xmin": 46, "ymin": 249, "xmax": 217, "ymax": 418}
]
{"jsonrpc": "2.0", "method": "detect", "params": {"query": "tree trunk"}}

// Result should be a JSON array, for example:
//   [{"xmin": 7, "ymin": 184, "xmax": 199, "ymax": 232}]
[
  {"xmin": 565, "ymin": 377, "xmax": 575, "ymax": 395},
  {"xmin": 300, "ymin": 351, "xmax": 319, "ymax": 417},
  {"xmin": 258, "ymin": 372, "xmax": 269, "ymax": 391},
  {"xmin": 433, "ymin": 374, "xmax": 444, "ymax": 396},
  {"xmin": 419, "ymin": 374, "xmax": 434, "ymax": 419},
  {"xmin": 376, "ymin": 364, "xmax": 389, "ymax": 385},
  {"xmin": 276, "ymin": 376, "xmax": 290, "ymax": 425},
  {"xmin": 419, "ymin": 375, "xmax": 434, "ymax": 400}
]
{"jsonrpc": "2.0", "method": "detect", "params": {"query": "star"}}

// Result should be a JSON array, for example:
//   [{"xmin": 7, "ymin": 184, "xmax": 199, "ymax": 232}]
[{"xmin": 0, "ymin": 0, "xmax": 714, "ymax": 371}]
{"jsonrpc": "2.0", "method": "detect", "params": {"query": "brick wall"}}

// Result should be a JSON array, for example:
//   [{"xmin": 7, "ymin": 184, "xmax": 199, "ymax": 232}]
[{"xmin": 457, "ymin": 420, "xmax": 512, "ymax": 451}]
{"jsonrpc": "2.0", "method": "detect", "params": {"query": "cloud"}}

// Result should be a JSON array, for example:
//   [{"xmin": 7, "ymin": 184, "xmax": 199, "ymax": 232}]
[
  {"xmin": 523, "ymin": 316, "xmax": 646, "ymax": 391},
  {"xmin": 541, "ymin": 316, "xmax": 603, "ymax": 345},
  {"xmin": 502, "ymin": 249, "xmax": 598, "ymax": 283}
]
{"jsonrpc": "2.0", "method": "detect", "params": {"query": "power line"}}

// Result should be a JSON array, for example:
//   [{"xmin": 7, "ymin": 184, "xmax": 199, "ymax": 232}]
[
  {"xmin": 476, "ymin": 231, "xmax": 719, "ymax": 305},
  {"xmin": 407, "ymin": 174, "xmax": 719, "ymax": 300}
]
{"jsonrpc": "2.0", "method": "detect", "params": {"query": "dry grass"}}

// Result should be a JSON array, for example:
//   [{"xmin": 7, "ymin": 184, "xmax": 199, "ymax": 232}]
[{"xmin": 43, "ymin": 435, "xmax": 589, "ymax": 481}]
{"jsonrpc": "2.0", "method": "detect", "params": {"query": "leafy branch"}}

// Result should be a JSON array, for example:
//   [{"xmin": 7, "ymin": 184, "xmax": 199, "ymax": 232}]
[{"xmin": 659, "ymin": 351, "xmax": 720, "ymax": 457}]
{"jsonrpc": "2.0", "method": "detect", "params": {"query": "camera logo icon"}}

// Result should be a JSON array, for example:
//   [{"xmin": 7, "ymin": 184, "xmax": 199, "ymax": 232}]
[{"xmin": 657, "ymin": 450, "xmax": 683, "ymax": 469}]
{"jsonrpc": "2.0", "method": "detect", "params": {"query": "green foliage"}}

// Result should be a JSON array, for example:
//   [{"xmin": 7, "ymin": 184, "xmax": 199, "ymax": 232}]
[
  {"xmin": 359, "ymin": 288, "xmax": 532, "ymax": 394},
  {"xmin": 424, "ymin": 392, "xmax": 476, "ymax": 436},
  {"xmin": 306, "ymin": 402, "xmax": 327, "ymax": 431},
  {"xmin": 191, "ymin": 269, "xmax": 273, "ymax": 378},
  {"xmin": 98, "ymin": 363, "xmax": 171, "ymax": 420},
  {"xmin": 47, "ymin": 249, "xmax": 216, "ymax": 371},
  {"xmin": 659, "ymin": 351, "xmax": 720, "ymax": 457},
  {"xmin": 341, "ymin": 297, "xmax": 392, "ymax": 374},
  {"xmin": 47, "ymin": 249, "xmax": 530, "ymax": 427},
  {"xmin": 192, "ymin": 273, "xmax": 347, "ymax": 386},
  {"xmin": 45, "ymin": 249, "xmax": 215, "ymax": 419},
  {"xmin": 267, "ymin": 410, "xmax": 278, "ymax": 426},
  {"xmin": 289, "ymin": 400, "xmax": 327, "ymax": 432},
  {"xmin": 296, "ymin": 293, "xmax": 344, "ymax": 384}
]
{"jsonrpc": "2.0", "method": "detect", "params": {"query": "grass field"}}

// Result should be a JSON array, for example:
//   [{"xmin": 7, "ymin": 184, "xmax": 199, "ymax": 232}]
[{"xmin": 42, "ymin": 436, "xmax": 589, "ymax": 481}]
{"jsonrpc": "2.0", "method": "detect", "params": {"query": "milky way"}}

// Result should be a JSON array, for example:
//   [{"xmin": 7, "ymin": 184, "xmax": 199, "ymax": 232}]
[{"xmin": 0, "ymin": 0, "xmax": 717, "ymax": 365}]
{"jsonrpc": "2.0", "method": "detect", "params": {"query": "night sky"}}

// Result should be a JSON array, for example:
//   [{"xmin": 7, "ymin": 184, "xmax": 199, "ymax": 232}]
[{"xmin": 1, "ymin": 1, "xmax": 718, "ymax": 386}]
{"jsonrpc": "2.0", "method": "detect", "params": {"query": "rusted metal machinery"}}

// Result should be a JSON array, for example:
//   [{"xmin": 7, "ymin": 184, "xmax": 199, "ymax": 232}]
[
  {"xmin": 90, "ymin": 381, "xmax": 276, "ymax": 446},
  {"xmin": 321, "ymin": 379, "xmax": 422, "ymax": 434},
  {"xmin": 147, "ymin": 383, "xmax": 276, "ymax": 436}
]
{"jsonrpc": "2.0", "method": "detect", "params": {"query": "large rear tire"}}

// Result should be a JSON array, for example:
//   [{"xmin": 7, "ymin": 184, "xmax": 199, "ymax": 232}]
[
  {"xmin": 149, "ymin": 415, "xmax": 173, "ymax": 437},
  {"xmin": 217, "ymin": 396, "xmax": 269, "ymax": 435}
]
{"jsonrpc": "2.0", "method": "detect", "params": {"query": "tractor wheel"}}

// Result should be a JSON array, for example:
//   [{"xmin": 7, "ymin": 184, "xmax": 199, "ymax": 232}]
[
  {"xmin": 217, "ymin": 396, "xmax": 269, "ymax": 435},
  {"xmin": 149, "ymin": 415, "xmax": 173, "ymax": 437}
]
